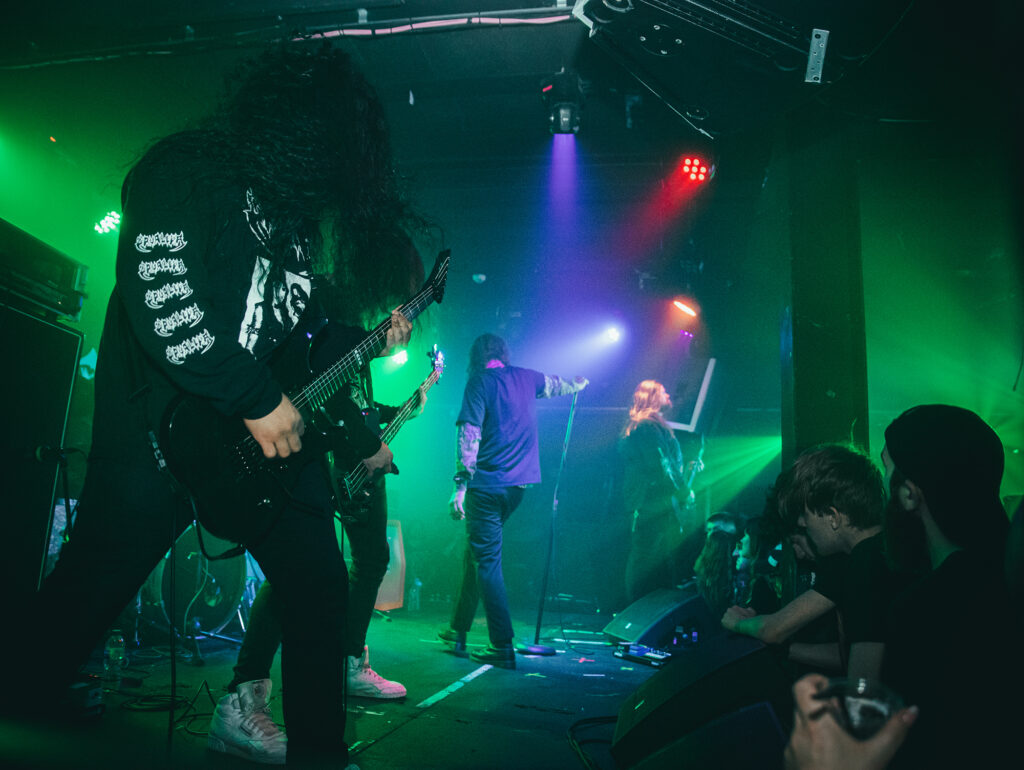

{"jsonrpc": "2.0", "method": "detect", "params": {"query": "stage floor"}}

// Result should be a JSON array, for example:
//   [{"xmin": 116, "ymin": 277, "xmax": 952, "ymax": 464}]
[{"xmin": 0, "ymin": 605, "xmax": 658, "ymax": 769}]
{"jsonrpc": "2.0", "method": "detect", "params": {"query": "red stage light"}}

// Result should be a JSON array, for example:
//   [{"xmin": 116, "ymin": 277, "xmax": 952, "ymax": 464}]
[{"xmin": 677, "ymin": 155, "xmax": 712, "ymax": 184}]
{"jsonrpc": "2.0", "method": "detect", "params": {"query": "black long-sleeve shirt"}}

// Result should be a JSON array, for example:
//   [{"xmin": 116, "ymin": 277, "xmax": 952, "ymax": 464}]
[{"xmin": 89, "ymin": 147, "xmax": 384, "ymax": 463}]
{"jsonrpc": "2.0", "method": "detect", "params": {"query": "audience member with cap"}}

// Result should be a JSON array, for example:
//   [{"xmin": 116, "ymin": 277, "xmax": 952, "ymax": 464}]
[{"xmin": 879, "ymin": 404, "xmax": 1016, "ymax": 769}]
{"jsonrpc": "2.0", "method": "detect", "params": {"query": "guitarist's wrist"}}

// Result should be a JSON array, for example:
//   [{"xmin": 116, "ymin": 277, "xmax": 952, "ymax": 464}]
[{"xmin": 453, "ymin": 472, "xmax": 470, "ymax": 488}]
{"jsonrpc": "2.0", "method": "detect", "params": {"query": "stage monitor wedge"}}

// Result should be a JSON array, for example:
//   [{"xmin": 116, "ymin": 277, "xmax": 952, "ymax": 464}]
[{"xmin": 603, "ymin": 586, "xmax": 718, "ymax": 649}]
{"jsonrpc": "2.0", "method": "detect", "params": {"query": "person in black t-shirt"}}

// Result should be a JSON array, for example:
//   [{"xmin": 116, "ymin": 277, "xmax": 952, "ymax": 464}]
[
  {"xmin": 880, "ymin": 404, "xmax": 1015, "ymax": 769},
  {"xmin": 440, "ymin": 333, "xmax": 587, "ymax": 668},
  {"xmin": 724, "ymin": 444, "xmax": 902, "ymax": 681},
  {"xmin": 19, "ymin": 45, "xmax": 425, "ymax": 768}
]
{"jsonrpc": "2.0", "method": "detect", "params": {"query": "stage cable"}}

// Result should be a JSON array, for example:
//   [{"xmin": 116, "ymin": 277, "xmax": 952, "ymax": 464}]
[
  {"xmin": 167, "ymin": 498, "xmax": 179, "ymax": 753},
  {"xmin": 566, "ymin": 714, "xmax": 618, "ymax": 770}
]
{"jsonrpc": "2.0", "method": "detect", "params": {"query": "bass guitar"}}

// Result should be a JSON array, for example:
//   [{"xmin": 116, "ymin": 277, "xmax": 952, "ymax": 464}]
[
  {"xmin": 159, "ymin": 250, "xmax": 450, "ymax": 545},
  {"xmin": 332, "ymin": 346, "xmax": 445, "ymax": 523}
]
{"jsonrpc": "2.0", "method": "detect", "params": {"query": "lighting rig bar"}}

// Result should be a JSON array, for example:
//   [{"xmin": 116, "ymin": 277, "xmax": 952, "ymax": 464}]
[
  {"xmin": 573, "ymin": 0, "xmax": 816, "ymax": 60},
  {"xmin": 639, "ymin": 0, "xmax": 805, "ymax": 59}
]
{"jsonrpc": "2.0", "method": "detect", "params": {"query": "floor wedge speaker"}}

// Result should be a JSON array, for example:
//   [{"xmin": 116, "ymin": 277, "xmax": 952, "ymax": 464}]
[{"xmin": 603, "ymin": 586, "xmax": 716, "ymax": 648}]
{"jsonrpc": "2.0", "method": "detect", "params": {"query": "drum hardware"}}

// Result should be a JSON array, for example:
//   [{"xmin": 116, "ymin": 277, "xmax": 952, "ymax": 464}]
[{"xmin": 136, "ymin": 522, "xmax": 249, "ymax": 657}]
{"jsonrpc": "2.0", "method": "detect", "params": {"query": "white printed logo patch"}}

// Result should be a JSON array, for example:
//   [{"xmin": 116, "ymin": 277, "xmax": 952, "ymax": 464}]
[
  {"xmin": 154, "ymin": 303, "xmax": 204, "ymax": 337},
  {"xmin": 166, "ymin": 329, "xmax": 215, "ymax": 365},
  {"xmin": 144, "ymin": 280, "xmax": 193, "ymax": 310},
  {"xmin": 138, "ymin": 257, "xmax": 187, "ymax": 281},
  {"xmin": 135, "ymin": 231, "xmax": 188, "ymax": 253}
]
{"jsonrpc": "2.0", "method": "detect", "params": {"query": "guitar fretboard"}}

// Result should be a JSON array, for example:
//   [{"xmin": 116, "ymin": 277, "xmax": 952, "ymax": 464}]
[
  {"xmin": 342, "ymin": 364, "xmax": 443, "ymax": 493},
  {"xmin": 231, "ymin": 249, "xmax": 449, "ymax": 464},
  {"xmin": 291, "ymin": 284, "xmax": 435, "ymax": 413}
]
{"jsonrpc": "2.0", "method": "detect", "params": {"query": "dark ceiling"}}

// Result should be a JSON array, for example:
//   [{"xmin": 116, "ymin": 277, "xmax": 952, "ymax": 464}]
[{"xmin": 5, "ymin": 1, "xmax": 1011, "ymax": 157}]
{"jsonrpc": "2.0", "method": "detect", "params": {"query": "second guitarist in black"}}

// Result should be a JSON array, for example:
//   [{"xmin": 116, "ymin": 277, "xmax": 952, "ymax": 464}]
[
  {"xmin": 619, "ymin": 379, "xmax": 693, "ymax": 604},
  {"xmin": 210, "ymin": 316, "xmax": 424, "ymax": 761}
]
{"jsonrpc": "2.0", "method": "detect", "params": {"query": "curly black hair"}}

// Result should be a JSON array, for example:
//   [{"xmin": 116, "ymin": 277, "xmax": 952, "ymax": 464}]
[{"xmin": 136, "ymin": 42, "xmax": 426, "ymax": 323}]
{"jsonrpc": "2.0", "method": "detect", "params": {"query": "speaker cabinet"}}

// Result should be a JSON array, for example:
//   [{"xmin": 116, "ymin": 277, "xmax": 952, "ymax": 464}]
[
  {"xmin": 603, "ymin": 586, "xmax": 718, "ymax": 648},
  {"xmin": 611, "ymin": 633, "xmax": 791, "ymax": 768},
  {"xmin": 0, "ymin": 303, "xmax": 82, "ymax": 595}
]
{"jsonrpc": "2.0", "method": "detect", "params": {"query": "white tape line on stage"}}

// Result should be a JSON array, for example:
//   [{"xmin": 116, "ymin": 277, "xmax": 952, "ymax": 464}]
[{"xmin": 415, "ymin": 665, "xmax": 493, "ymax": 709}]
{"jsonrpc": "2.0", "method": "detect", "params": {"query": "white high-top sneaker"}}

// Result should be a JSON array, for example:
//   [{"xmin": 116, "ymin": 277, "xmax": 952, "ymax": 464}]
[
  {"xmin": 208, "ymin": 678, "xmax": 287, "ymax": 764},
  {"xmin": 347, "ymin": 647, "xmax": 407, "ymax": 699}
]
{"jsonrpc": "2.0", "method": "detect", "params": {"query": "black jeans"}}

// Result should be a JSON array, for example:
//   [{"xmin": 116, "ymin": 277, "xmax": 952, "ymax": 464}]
[
  {"xmin": 33, "ymin": 455, "xmax": 349, "ymax": 766},
  {"xmin": 450, "ymin": 485, "xmax": 525, "ymax": 646},
  {"xmin": 230, "ymin": 482, "xmax": 391, "ymax": 687},
  {"xmin": 625, "ymin": 508, "xmax": 683, "ymax": 604}
]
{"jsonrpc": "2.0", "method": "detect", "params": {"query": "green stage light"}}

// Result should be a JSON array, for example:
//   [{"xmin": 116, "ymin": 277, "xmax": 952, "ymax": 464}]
[
  {"xmin": 695, "ymin": 434, "xmax": 782, "ymax": 512},
  {"xmin": 94, "ymin": 211, "xmax": 120, "ymax": 234}
]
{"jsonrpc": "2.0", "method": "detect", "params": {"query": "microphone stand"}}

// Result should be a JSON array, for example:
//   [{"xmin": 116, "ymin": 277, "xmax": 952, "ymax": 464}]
[{"xmin": 521, "ymin": 390, "xmax": 580, "ymax": 657}]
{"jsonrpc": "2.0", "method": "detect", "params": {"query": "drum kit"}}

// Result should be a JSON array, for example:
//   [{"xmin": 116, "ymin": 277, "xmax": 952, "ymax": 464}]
[
  {"xmin": 136, "ymin": 523, "xmax": 258, "ymax": 647},
  {"xmin": 49, "ymin": 504, "xmax": 256, "ymax": 643}
]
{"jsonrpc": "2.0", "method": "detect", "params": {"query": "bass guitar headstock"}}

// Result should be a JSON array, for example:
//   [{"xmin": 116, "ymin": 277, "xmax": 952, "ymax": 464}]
[
  {"xmin": 428, "ymin": 344, "xmax": 445, "ymax": 378},
  {"xmin": 425, "ymin": 249, "xmax": 451, "ymax": 305}
]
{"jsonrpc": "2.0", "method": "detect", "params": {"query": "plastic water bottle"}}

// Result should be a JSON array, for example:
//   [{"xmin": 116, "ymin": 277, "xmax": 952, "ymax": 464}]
[
  {"xmin": 103, "ymin": 629, "xmax": 126, "ymax": 686},
  {"xmin": 408, "ymin": 578, "xmax": 422, "ymax": 611}
]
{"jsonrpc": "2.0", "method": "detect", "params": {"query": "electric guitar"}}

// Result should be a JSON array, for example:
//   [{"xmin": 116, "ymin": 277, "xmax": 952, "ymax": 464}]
[
  {"xmin": 159, "ymin": 250, "xmax": 450, "ymax": 545},
  {"xmin": 661, "ymin": 432, "xmax": 705, "ymax": 532},
  {"xmin": 332, "ymin": 346, "xmax": 445, "ymax": 523}
]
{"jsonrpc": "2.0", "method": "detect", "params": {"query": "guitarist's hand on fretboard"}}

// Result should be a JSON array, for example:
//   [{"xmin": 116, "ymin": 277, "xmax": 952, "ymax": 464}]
[
  {"xmin": 410, "ymin": 385, "xmax": 428, "ymax": 418},
  {"xmin": 361, "ymin": 440, "xmax": 396, "ymax": 477},
  {"xmin": 378, "ymin": 308, "xmax": 413, "ymax": 358},
  {"xmin": 243, "ymin": 394, "xmax": 305, "ymax": 459}
]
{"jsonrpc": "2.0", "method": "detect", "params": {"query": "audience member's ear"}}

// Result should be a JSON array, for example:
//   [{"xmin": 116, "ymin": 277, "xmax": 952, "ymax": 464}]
[
  {"xmin": 827, "ymin": 506, "xmax": 844, "ymax": 530},
  {"xmin": 896, "ymin": 479, "xmax": 923, "ymax": 513}
]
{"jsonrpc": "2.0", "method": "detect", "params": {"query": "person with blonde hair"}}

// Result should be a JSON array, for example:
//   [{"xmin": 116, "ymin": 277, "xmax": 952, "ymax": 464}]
[{"xmin": 620, "ymin": 379, "xmax": 690, "ymax": 602}]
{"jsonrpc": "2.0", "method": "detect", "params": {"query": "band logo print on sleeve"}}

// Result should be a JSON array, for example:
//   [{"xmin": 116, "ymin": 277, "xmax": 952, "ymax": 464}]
[
  {"xmin": 137, "ymin": 257, "xmax": 188, "ymax": 281},
  {"xmin": 135, "ymin": 231, "xmax": 188, "ymax": 253},
  {"xmin": 166, "ymin": 329, "xmax": 216, "ymax": 365},
  {"xmin": 145, "ymin": 280, "xmax": 194, "ymax": 310},
  {"xmin": 154, "ymin": 303, "xmax": 205, "ymax": 337}
]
